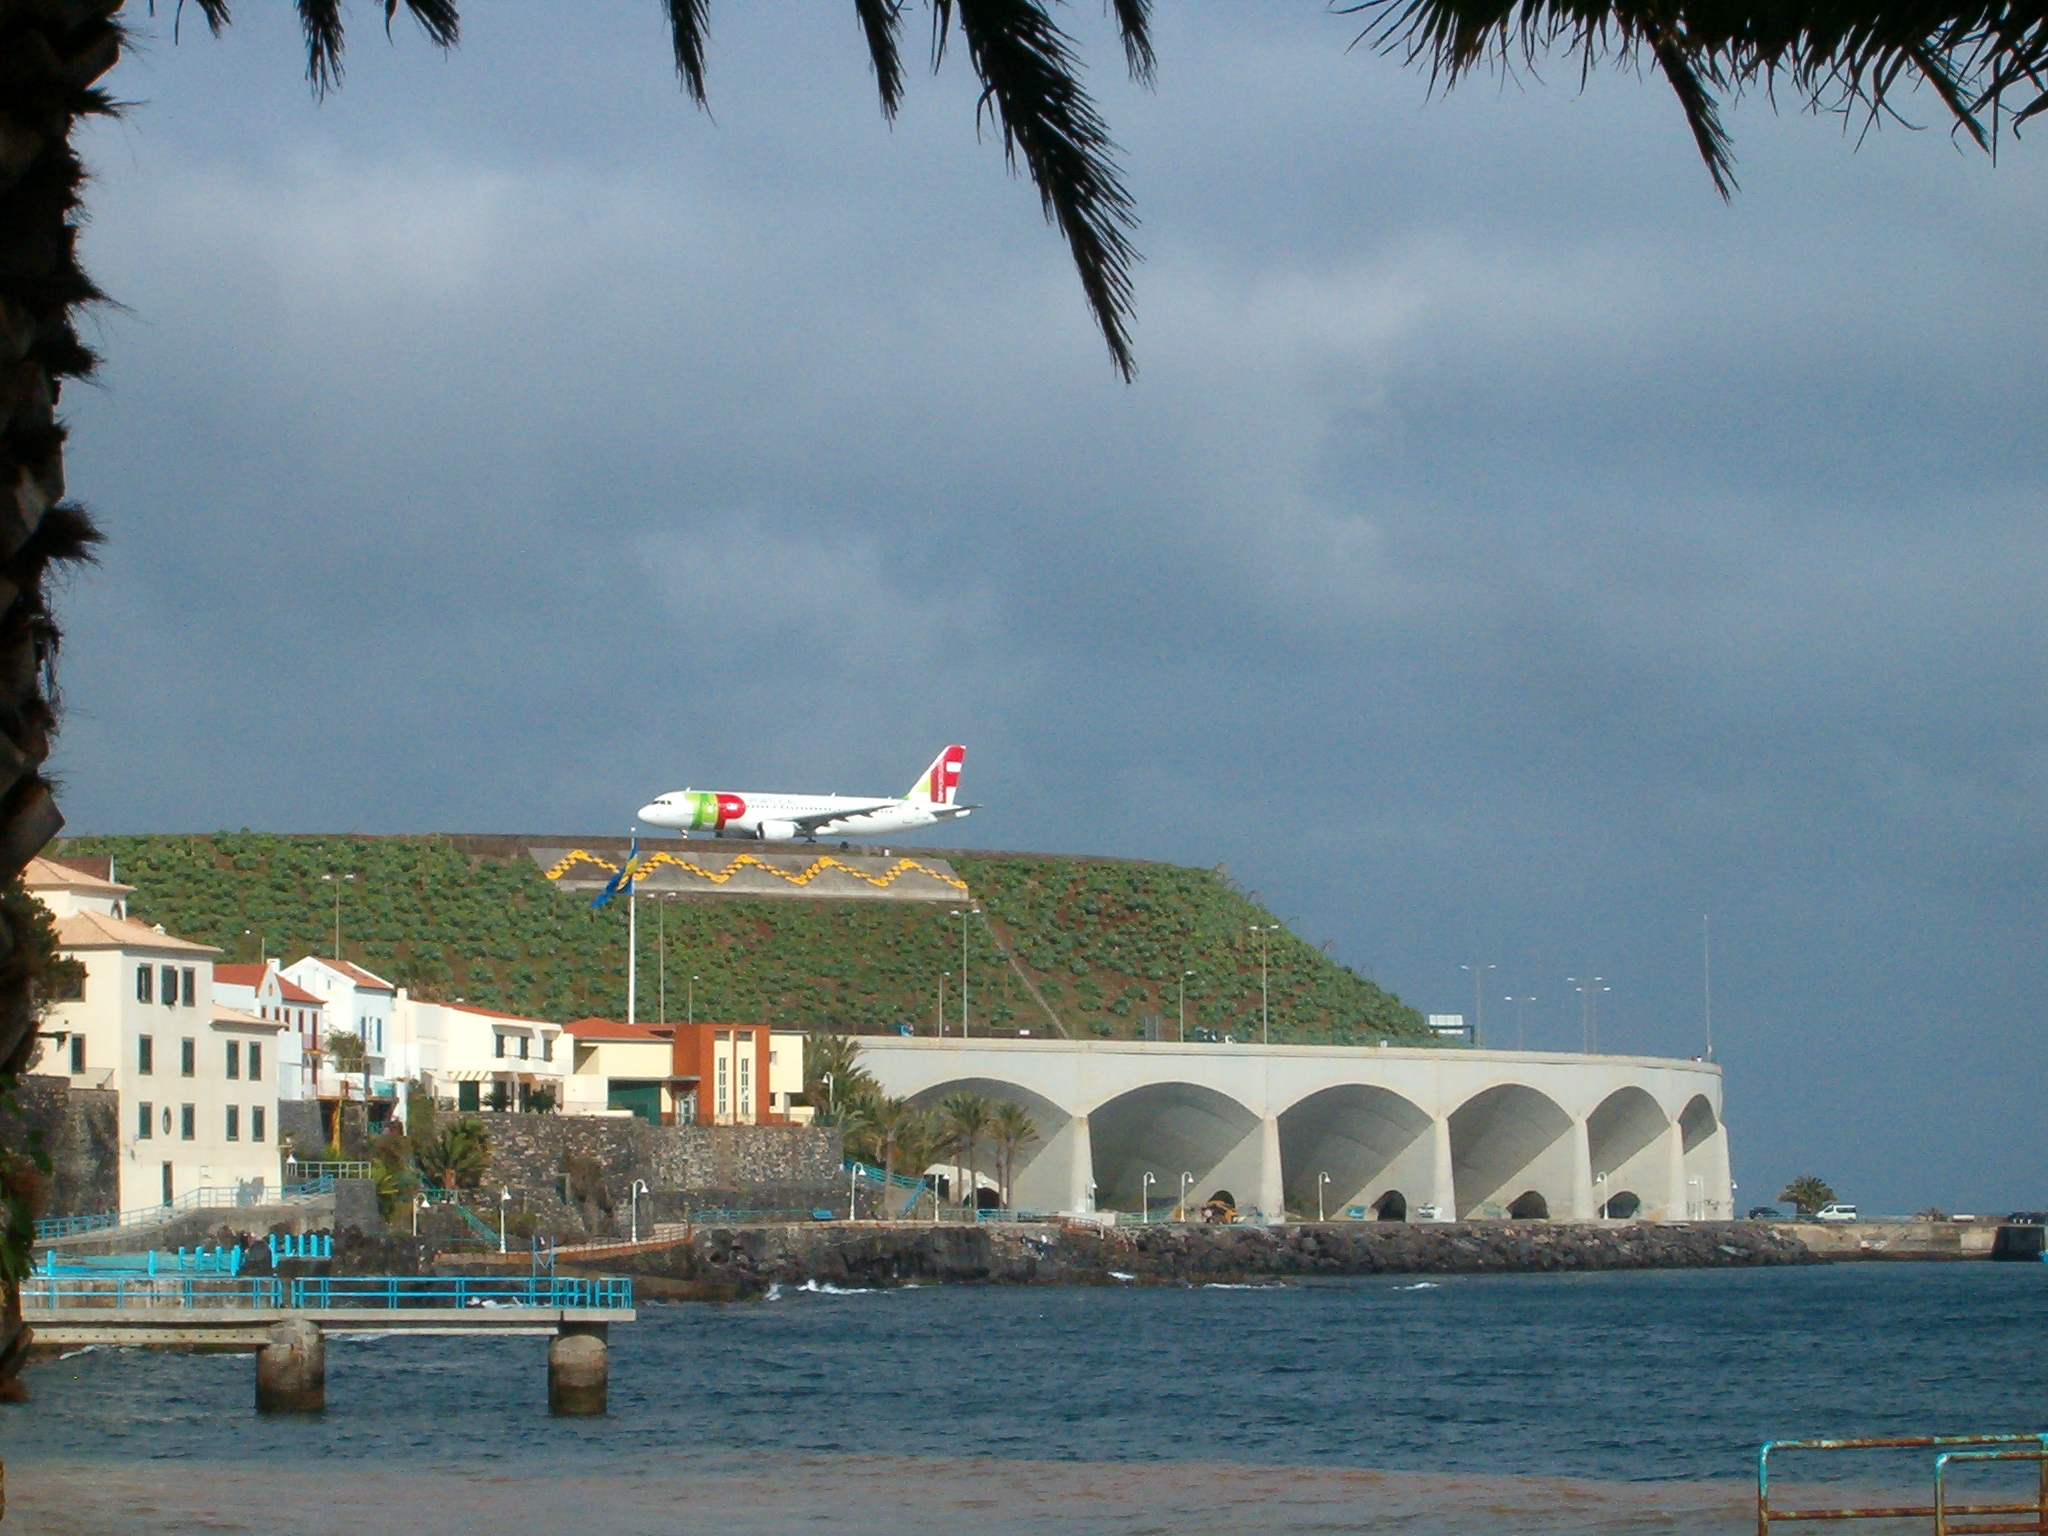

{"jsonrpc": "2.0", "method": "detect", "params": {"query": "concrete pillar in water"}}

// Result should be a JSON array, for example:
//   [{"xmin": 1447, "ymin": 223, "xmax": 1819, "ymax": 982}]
[
  {"xmin": 1063, "ymin": 1114, "xmax": 1093, "ymax": 1213},
  {"xmin": 255, "ymin": 1318, "xmax": 325, "ymax": 1414},
  {"xmin": 1572, "ymin": 1117, "xmax": 1596, "ymax": 1220},
  {"xmin": 1256, "ymin": 1116, "xmax": 1284, "ymax": 1223},
  {"xmin": 1431, "ymin": 1116, "xmax": 1456, "ymax": 1219},
  {"xmin": 549, "ymin": 1324, "xmax": 609, "ymax": 1416}
]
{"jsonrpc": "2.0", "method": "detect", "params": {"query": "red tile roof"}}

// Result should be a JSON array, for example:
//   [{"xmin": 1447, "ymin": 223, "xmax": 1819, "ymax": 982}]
[
  {"xmin": 315, "ymin": 958, "xmax": 395, "ymax": 992},
  {"xmin": 562, "ymin": 1017, "xmax": 675, "ymax": 1042}
]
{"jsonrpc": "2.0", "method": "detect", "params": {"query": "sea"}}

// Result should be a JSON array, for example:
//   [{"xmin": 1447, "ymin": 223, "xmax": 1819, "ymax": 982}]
[{"xmin": 4, "ymin": 1261, "xmax": 2044, "ymax": 1534}]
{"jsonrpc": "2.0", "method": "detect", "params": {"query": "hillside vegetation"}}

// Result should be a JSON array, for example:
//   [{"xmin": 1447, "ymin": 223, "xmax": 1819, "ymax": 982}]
[{"xmin": 53, "ymin": 834, "xmax": 1432, "ymax": 1046}]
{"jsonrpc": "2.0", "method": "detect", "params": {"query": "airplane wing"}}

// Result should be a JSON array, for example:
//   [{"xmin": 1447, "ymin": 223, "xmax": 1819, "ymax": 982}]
[
  {"xmin": 789, "ymin": 803, "xmax": 898, "ymax": 834},
  {"xmin": 928, "ymin": 803, "xmax": 980, "ymax": 820}
]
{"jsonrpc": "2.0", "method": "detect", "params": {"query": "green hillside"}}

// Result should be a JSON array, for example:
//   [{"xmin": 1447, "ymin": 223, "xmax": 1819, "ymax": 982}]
[{"xmin": 52, "ymin": 834, "xmax": 1432, "ymax": 1046}]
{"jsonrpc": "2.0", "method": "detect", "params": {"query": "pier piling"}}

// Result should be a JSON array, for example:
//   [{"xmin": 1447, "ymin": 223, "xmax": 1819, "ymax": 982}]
[
  {"xmin": 548, "ymin": 1323, "xmax": 608, "ymax": 1416},
  {"xmin": 255, "ymin": 1319, "xmax": 325, "ymax": 1414}
]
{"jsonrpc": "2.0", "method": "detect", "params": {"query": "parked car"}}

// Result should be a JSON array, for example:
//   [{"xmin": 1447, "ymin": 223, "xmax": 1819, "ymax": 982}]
[
  {"xmin": 1815, "ymin": 1203, "xmax": 1859, "ymax": 1223},
  {"xmin": 1411, "ymin": 1203, "xmax": 1447, "ymax": 1222},
  {"xmin": 1747, "ymin": 1205, "xmax": 1785, "ymax": 1220}
]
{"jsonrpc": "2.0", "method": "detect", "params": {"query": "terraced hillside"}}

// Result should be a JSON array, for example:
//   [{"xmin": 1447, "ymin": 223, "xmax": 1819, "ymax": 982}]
[{"xmin": 52, "ymin": 834, "xmax": 1431, "ymax": 1045}]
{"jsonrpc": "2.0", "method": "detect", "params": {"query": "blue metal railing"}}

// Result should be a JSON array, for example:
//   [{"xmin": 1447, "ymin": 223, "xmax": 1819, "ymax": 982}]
[
  {"xmin": 267, "ymin": 1232, "xmax": 332, "ymax": 1265},
  {"xmin": 846, "ymin": 1159, "xmax": 925, "ymax": 1218},
  {"xmin": 35, "ymin": 1178, "xmax": 325, "ymax": 1241},
  {"xmin": 690, "ymin": 1209, "xmax": 836, "ymax": 1225},
  {"xmin": 24, "ymin": 1272, "xmax": 633, "ymax": 1312},
  {"xmin": 40, "ymin": 1244, "xmax": 245, "ymax": 1276},
  {"xmin": 287, "ymin": 1275, "xmax": 633, "ymax": 1310},
  {"xmin": 23, "ymin": 1274, "xmax": 285, "ymax": 1309}
]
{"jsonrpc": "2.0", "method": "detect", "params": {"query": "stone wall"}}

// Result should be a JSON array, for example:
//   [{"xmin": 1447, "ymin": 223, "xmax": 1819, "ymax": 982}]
[
  {"xmin": 276, "ymin": 1100, "xmax": 369, "ymax": 1160},
  {"xmin": 0, "ymin": 1073, "xmax": 118, "ymax": 1219},
  {"xmin": 456, "ymin": 1113, "xmax": 842, "ymax": 1238}
]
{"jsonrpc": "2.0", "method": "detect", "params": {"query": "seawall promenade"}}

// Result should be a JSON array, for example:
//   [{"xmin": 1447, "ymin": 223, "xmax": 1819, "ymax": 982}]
[{"xmin": 567, "ymin": 1219, "xmax": 1814, "ymax": 1298}]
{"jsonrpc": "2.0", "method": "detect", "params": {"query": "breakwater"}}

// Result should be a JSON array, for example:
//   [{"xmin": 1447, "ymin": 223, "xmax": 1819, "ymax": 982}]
[{"xmin": 569, "ymin": 1219, "xmax": 1814, "ymax": 1298}]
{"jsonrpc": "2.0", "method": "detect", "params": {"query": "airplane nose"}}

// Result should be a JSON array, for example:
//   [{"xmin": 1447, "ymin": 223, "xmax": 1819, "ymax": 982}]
[{"xmin": 637, "ymin": 802, "xmax": 665, "ymax": 822}]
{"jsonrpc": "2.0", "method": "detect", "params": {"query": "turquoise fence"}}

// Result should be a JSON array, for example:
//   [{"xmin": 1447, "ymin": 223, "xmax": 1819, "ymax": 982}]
[
  {"xmin": 267, "ymin": 1232, "xmax": 332, "ymax": 1265},
  {"xmin": 35, "ymin": 1178, "xmax": 322, "ymax": 1241},
  {"xmin": 845, "ymin": 1160, "xmax": 924, "ymax": 1218},
  {"xmin": 23, "ymin": 1273, "xmax": 633, "ymax": 1311},
  {"xmin": 39, "ymin": 1244, "xmax": 245, "ymax": 1276}
]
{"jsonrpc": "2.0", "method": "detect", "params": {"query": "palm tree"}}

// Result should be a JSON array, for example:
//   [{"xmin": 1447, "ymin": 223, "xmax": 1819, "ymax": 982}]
[
  {"xmin": 939, "ymin": 1091, "xmax": 994, "ymax": 1208},
  {"xmin": 804, "ymin": 1033, "xmax": 879, "ymax": 1122},
  {"xmin": 988, "ymin": 1100, "xmax": 1041, "ymax": 1210},
  {"xmin": 1347, "ymin": 0, "xmax": 2048, "ymax": 197},
  {"xmin": 1778, "ymin": 1175, "xmax": 1836, "ymax": 1217}
]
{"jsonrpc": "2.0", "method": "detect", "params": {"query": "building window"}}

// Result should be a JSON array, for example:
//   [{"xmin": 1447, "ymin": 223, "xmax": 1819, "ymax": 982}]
[
  {"xmin": 161, "ymin": 1106, "xmax": 171, "ymax": 1136},
  {"xmin": 69, "ymin": 1035, "xmax": 84, "ymax": 1074},
  {"xmin": 181, "ymin": 968, "xmax": 195, "ymax": 1007},
  {"xmin": 225, "ymin": 1041, "xmax": 241, "ymax": 1080},
  {"xmin": 55, "ymin": 968, "xmax": 84, "ymax": 1002},
  {"xmin": 159, "ymin": 965, "xmax": 176, "ymax": 1008},
  {"xmin": 458, "ymin": 1081, "xmax": 480, "ymax": 1112},
  {"xmin": 494, "ymin": 1034, "xmax": 505, "ymax": 1059},
  {"xmin": 542, "ymin": 1034, "xmax": 553, "ymax": 1062},
  {"xmin": 252, "ymin": 1106, "xmax": 266, "ymax": 1143},
  {"xmin": 138, "ymin": 1035, "xmax": 153, "ymax": 1075},
  {"xmin": 249, "ymin": 1042, "xmax": 262, "ymax": 1082},
  {"xmin": 179, "ymin": 1104, "xmax": 195, "ymax": 1141},
  {"xmin": 137, "ymin": 1102, "xmax": 152, "ymax": 1140},
  {"xmin": 180, "ymin": 1038, "xmax": 195, "ymax": 1077},
  {"xmin": 518, "ymin": 1035, "xmax": 529, "ymax": 1060},
  {"xmin": 716, "ymin": 1056, "xmax": 728, "ymax": 1119},
  {"xmin": 136, "ymin": 965, "xmax": 153, "ymax": 1004},
  {"xmin": 225, "ymin": 1105, "xmax": 240, "ymax": 1142}
]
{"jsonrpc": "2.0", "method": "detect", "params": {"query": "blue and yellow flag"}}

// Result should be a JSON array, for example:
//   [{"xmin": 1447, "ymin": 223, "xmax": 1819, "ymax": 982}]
[{"xmin": 589, "ymin": 838, "xmax": 643, "ymax": 909}]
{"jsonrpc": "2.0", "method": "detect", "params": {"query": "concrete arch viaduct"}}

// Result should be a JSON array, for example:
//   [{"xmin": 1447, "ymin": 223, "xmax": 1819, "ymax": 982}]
[{"xmin": 855, "ymin": 1038, "xmax": 1731, "ymax": 1222}]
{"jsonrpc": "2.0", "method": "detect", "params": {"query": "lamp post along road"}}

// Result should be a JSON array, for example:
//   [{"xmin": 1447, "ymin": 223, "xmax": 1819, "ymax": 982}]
[
  {"xmin": 1179, "ymin": 1172, "xmax": 1193, "ymax": 1223},
  {"xmin": 1178, "ymin": 970, "xmax": 1193, "ymax": 1043},
  {"xmin": 1318, "ymin": 1171, "xmax": 1332, "ymax": 1223},
  {"xmin": 951, "ymin": 908, "xmax": 981, "ymax": 1038},
  {"xmin": 1460, "ymin": 962, "xmax": 1495, "ymax": 1047},
  {"xmin": 321, "ymin": 872, "xmax": 355, "ymax": 960},
  {"xmin": 1142, "ymin": 1171, "xmax": 1156, "ymax": 1222},
  {"xmin": 1249, "ymin": 926, "xmax": 1275, "ymax": 1044}
]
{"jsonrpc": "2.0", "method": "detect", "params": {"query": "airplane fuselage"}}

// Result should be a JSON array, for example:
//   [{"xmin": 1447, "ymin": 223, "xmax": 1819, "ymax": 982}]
[{"xmin": 637, "ymin": 789, "xmax": 970, "ymax": 842}]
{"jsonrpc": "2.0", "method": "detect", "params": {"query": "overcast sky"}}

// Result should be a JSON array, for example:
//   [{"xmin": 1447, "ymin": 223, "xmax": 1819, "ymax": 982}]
[{"xmin": 56, "ymin": 4, "xmax": 2048, "ymax": 1212}]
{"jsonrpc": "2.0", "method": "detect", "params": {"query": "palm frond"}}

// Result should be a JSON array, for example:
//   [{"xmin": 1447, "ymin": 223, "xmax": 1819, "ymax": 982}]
[
  {"xmin": 297, "ymin": 0, "xmax": 345, "ymax": 95},
  {"xmin": 945, "ymin": 0, "xmax": 1140, "ymax": 379},
  {"xmin": 1340, "ymin": 0, "xmax": 2048, "ymax": 190},
  {"xmin": 855, "ymin": 0, "xmax": 908, "ymax": 117},
  {"xmin": 1109, "ymin": 0, "xmax": 1156, "ymax": 84},
  {"xmin": 390, "ymin": 0, "xmax": 459, "ymax": 49},
  {"xmin": 662, "ymin": 0, "xmax": 714, "ymax": 106}
]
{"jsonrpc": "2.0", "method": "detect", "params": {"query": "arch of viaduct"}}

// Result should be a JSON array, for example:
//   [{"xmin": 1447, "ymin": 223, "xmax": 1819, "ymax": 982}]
[{"xmin": 855, "ymin": 1038, "xmax": 1732, "ymax": 1222}]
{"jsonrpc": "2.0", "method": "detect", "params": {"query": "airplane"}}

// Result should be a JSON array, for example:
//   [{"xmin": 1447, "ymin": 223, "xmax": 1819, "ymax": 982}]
[{"xmin": 637, "ymin": 745, "xmax": 976, "ymax": 843}]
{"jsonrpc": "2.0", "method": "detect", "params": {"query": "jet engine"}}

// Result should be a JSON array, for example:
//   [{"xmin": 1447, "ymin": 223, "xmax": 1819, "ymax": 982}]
[{"xmin": 759, "ymin": 819, "xmax": 800, "ymax": 842}]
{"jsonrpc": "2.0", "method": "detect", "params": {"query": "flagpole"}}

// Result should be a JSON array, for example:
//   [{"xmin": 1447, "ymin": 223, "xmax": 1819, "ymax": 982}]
[{"xmin": 628, "ymin": 862, "xmax": 638, "ymax": 1027}]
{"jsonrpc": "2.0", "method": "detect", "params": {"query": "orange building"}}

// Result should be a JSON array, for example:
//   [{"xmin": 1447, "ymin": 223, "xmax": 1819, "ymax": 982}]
[{"xmin": 668, "ymin": 1023, "xmax": 807, "ymax": 1126}]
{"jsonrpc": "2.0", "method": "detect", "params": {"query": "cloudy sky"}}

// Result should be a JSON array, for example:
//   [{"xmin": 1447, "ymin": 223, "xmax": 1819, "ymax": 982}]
[{"xmin": 57, "ymin": 4, "xmax": 2048, "ymax": 1212}]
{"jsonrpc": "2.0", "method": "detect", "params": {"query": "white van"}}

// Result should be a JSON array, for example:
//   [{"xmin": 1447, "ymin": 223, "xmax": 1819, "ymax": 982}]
[{"xmin": 1815, "ymin": 1202, "xmax": 1859, "ymax": 1223}]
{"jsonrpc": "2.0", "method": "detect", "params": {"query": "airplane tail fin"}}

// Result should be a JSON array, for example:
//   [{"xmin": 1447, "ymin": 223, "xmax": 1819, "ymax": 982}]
[{"xmin": 907, "ymin": 744, "xmax": 966, "ymax": 806}]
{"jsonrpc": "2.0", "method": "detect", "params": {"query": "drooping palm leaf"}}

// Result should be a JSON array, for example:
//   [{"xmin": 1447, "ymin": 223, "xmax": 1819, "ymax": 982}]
[{"xmin": 1341, "ymin": 0, "xmax": 2048, "ymax": 195}]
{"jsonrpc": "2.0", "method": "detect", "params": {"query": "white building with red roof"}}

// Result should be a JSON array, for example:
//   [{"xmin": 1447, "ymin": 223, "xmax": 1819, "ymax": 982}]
[
  {"xmin": 281, "ymin": 955, "xmax": 398, "ymax": 1114},
  {"xmin": 213, "ymin": 960, "xmax": 325, "ymax": 1102},
  {"xmin": 392, "ymin": 996, "xmax": 565, "ymax": 1116},
  {"xmin": 26, "ymin": 856, "xmax": 285, "ymax": 1213}
]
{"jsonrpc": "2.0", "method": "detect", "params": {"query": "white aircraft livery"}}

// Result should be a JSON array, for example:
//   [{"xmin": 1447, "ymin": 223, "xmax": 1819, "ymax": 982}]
[{"xmin": 637, "ymin": 745, "xmax": 974, "ymax": 842}]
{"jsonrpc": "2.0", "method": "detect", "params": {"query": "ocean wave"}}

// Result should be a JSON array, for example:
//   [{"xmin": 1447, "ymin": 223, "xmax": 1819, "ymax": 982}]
[
  {"xmin": 797, "ymin": 1278, "xmax": 876, "ymax": 1295},
  {"xmin": 1392, "ymin": 1281, "xmax": 1440, "ymax": 1291}
]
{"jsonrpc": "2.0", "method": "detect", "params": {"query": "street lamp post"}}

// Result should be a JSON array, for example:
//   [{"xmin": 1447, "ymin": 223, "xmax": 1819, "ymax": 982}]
[
  {"xmin": 1178, "ymin": 970, "xmax": 1193, "ymax": 1043},
  {"xmin": 321, "ymin": 872, "xmax": 356, "ymax": 959},
  {"xmin": 1248, "ymin": 926, "xmax": 1275, "ymax": 1044},
  {"xmin": 1318, "ymin": 1171, "xmax": 1332, "ymax": 1223},
  {"xmin": 950, "ymin": 908, "xmax": 981, "ymax": 1038},
  {"xmin": 1459, "ymin": 963, "xmax": 1496, "ymax": 1047},
  {"xmin": 688, "ymin": 974, "xmax": 697, "ymax": 1029},
  {"xmin": 1594, "ymin": 1171, "xmax": 1609, "ymax": 1220},
  {"xmin": 1178, "ymin": 1171, "xmax": 1193, "ymax": 1223},
  {"xmin": 630, "ymin": 1178, "xmax": 650, "ymax": 1244},
  {"xmin": 412, "ymin": 1194, "xmax": 426, "ymax": 1236},
  {"xmin": 1142, "ymin": 1171, "xmax": 1156, "ymax": 1223},
  {"xmin": 1567, "ymin": 975, "xmax": 1611, "ymax": 1054},
  {"xmin": 498, "ymin": 1186, "xmax": 510, "ymax": 1254},
  {"xmin": 1504, "ymin": 993, "xmax": 1536, "ymax": 1050}
]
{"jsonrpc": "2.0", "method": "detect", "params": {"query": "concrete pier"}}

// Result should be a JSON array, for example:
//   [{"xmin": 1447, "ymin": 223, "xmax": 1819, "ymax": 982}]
[
  {"xmin": 548, "ymin": 1324, "xmax": 608, "ymax": 1416},
  {"xmin": 254, "ymin": 1318, "xmax": 325, "ymax": 1414}
]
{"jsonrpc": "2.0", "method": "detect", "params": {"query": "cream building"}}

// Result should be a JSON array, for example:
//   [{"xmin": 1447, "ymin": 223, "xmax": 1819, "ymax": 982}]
[
  {"xmin": 27, "ymin": 858, "xmax": 286, "ymax": 1213},
  {"xmin": 392, "ymin": 993, "xmax": 566, "ymax": 1114}
]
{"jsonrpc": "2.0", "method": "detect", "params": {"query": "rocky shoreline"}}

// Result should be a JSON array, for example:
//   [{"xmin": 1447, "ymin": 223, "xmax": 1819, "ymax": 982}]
[{"xmin": 568, "ymin": 1218, "xmax": 1815, "ymax": 1300}]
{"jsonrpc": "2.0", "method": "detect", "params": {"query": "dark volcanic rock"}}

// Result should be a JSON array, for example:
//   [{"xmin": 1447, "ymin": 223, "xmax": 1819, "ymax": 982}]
[{"xmin": 574, "ymin": 1219, "xmax": 1813, "ymax": 1298}]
